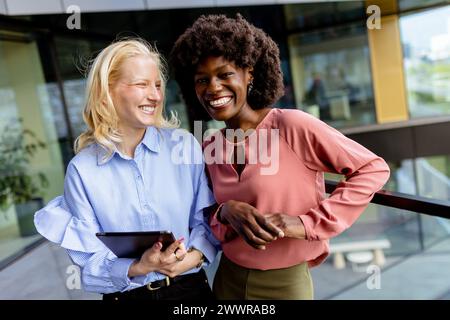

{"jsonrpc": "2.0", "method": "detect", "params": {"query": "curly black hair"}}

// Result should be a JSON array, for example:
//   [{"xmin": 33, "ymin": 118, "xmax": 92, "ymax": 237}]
[{"xmin": 170, "ymin": 14, "xmax": 284, "ymax": 119}]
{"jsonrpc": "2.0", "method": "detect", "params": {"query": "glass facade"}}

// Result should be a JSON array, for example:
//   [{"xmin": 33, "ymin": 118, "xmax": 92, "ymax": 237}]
[
  {"xmin": 322, "ymin": 153, "xmax": 450, "ymax": 299},
  {"xmin": 399, "ymin": 0, "xmax": 449, "ymax": 11},
  {"xmin": 386, "ymin": 155, "xmax": 450, "ymax": 201},
  {"xmin": 53, "ymin": 37, "xmax": 108, "ymax": 139},
  {"xmin": 0, "ymin": 1, "xmax": 449, "ymax": 299},
  {"xmin": 400, "ymin": 5, "xmax": 450, "ymax": 118},
  {"xmin": 317, "ymin": 202, "xmax": 450, "ymax": 299},
  {"xmin": 0, "ymin": 33, "xmax": 65, "ymax": 264},
  {"xmin": 320, "ymin": 152, "xmax": 450, "ymax": 299},
  {"xmin": 286, "ymin": 1, "xmax": 376, "ymax": 129}
]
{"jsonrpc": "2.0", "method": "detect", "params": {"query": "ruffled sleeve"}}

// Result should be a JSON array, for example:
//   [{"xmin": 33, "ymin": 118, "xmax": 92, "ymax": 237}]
[
  {"xmin": 33, "ymin": 161, "xmax": 154, "ymax": 294},
  {"xmin": 34, "ymin": 195, "xmax": 105, "ymax": 253}
]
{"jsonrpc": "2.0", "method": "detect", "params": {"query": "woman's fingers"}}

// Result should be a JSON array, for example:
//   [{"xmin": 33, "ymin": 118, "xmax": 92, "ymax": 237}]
[
  {"xmin": 174, "ymin": 242, "xmax": 187, "ymax": 261},
  {"xmin": 242, "ymin": 209, "xmax": 281, "ymax": 244},
  {"xmin": 161, "ymin": 237, "xmax": 185, "ymax": 263},
  {"xmin": 151, "ymin": 241, "xmax": 163, "ymax": 252},
  {"xmin": 254, "ymin": 213, "xmax": 285, "ymax": 238},
  {"xmin": 240, "ymin": 224, "xmax": 269, "ymax": 250},
  {"xmin": 246, "ymin": 217, "xmax": 277, "ymax": 243},
  {"xmin": 224, "ymin": 228, "xmax": 238, "ymax": 242},
  {"xmin": 164, "ymin": 237, "xmax": 184, "ymax": 255},
  {"xmin": 138, "ymin": 241, "xmax": 163, "ymax": 272},
  {"xmin": 224, "ymin": 201, "xmax": 284, "ymax": 248},
  {"xmin": 141, "ymin": 241, "xmax": 162, "ymax": 261}
]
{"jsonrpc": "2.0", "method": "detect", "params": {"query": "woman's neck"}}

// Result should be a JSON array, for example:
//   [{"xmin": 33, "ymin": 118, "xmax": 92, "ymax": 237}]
[
  {"xmin": 118, "ymin": 126, "xmax": 146, "ymax": 158},
  {"xmin": 225, "ymin": 106, "xmax": 271, "ymax": 132}
]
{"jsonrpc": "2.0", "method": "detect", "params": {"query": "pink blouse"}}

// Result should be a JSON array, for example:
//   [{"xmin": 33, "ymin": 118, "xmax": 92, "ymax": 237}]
[{"xmin": 204, "ymin": 108, "xmax": 390, "ymax": 270}]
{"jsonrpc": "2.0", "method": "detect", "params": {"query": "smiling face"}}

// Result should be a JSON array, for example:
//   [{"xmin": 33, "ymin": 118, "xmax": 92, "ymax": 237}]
[
  {"xmin": 110, "ymin": 55, "xmax": 162, "ymax": 134},
  {"xmin": 194, "ymin": 56, "xmax": 253, "ymax": 122}
]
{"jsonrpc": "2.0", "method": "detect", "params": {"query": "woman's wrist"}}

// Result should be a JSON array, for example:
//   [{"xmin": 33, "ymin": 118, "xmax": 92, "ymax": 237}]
[
  {"xmin": 188, "ymin": 247, "xmax": 205, "ymax": 268},
  {"xmin": 215, "ymin": 203, "xmax": 229, "ymax": 224},
  {"xmin": 296, "ymin": 216, "xmax": 306, "ymax": 239},
  {"xmin": 128, "ymin": 259, "xmax": 153, "ymax": 277},
  {"xmin": 128, "ymin": 260, "xmax": 143, "ymax": 277}
]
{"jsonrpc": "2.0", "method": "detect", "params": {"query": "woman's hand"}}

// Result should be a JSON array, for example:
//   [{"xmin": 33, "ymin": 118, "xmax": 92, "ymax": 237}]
[
  {"xmin": 158, "ymin": 248, "xmax": 204, "ymax": 278},
  {"xmin": 220, "ymin": 200, "xmax": 284, "ymax": 250},
  {"xmin": 128, "ymin": 239, "xmax": 187, "ymax": 277},
  {"xmin": 265, "ymin": 213, "xmax": 306, "ymax": 239}
]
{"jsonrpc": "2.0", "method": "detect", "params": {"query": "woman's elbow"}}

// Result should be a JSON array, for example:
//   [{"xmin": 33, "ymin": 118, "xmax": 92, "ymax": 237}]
[{"xmin": 380, "ymin": 158, "xmax": 391, "ymax": 184}]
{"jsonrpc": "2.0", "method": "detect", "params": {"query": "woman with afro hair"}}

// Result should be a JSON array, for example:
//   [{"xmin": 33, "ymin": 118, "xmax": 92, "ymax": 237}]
[{"xmin": 170, "ymin": 14, "xmax": 390, "ymax": 300}]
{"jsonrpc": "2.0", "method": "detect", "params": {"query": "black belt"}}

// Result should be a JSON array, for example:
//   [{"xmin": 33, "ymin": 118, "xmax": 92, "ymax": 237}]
[
  {"xmin": 103, "ymin": 269, "xmax": 212, "ymax": 301},
  {"xmin": 137, "ymin": 269, "xmax": 206, "ymax": 292},
  {"xmin": 146, "ymin": 272, "xmax": 194, "ymax": 291}
]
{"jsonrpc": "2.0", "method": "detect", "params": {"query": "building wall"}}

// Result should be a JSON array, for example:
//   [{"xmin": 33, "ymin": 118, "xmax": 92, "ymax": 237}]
[{"xmin": 1, "ymin": 0, "xmax": 449, "ymax": 271}]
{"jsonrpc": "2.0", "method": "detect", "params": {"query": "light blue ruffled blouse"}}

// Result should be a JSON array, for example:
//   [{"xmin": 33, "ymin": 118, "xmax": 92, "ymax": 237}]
[{"xmin": 34, "ymin": 126, "xmax": 219, "ymax": 294}]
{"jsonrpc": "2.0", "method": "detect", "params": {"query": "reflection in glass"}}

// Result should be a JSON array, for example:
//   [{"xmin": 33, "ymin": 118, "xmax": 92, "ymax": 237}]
[
  {"xmin": 0, "ymin": 36, "xmax": 64, "ymax": 265},
  {"xmin": 416, "ymin": 155, "xmax": 450, "ymax": 201},
  {"xmin": 288, "ymin": 23, "xmax": 376, "ymax": 128},
  {"xmin": 319, "ymin": 204, "xmax": 450, "ymax": 299},
  {"xmin": 399, "ymin": 0, "xmax": 449, "ymax": 11},
  {"xmin": 54, "ymin": 38, "xmax": 108, "ymax": 140},
  {"xmin": 314, "ymin": 156, "xmax": 450, "ymax": 299},
  {"xmin": 387, "ymin": 155, "xmax": 450, "ymax": 249},
  {"xmin": 386, "ymin": 155, "xmax": 450, "ymax": 201},
  {"xmin": 284, "ymin": 1, "xmax": 365, "ymax": 31},
  {"xmin": 400, "ymin": 5, "xmax": 450, "ymax": 118},
  {"xmin": 165, "ymin": 80, "xmax": 190, "ymax": 131}
]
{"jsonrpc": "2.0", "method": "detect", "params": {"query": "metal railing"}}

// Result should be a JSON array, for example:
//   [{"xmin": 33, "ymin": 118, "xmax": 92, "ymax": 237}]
[
  {"xmin": 0, "ymin": 180, "xmax": 448, "ymax": 272},
  {"xmin": 325, "ymin": 180, "xmax": 450, "ymax": 219}
]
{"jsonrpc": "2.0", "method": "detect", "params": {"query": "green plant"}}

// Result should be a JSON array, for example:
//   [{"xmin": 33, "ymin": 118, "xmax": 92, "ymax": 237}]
[{"xmin": 0, "ymin": 119, "xmax": 49, "ymax": 213}]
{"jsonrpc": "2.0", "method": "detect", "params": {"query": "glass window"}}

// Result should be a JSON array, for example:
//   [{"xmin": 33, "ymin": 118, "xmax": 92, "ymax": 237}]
[
  {"xmin": 165, "ymin": 80, "xmax": 191, "ymax": 131},
  {"xmin": 399, "ymin": 0, "xmax": 449, "ymax": 11},
  {"xmin": 0, "ymin": 33, "xmax": 65, "ymax": 265},
  {"xmin": 384, "ymin": 155, "xmax": 450, "ymax": 251},
  {"xmin": 317, "ymin": 205, "xmax": 450, "ymax": 299},
  {"xmin": 284, "ymin": 1, "xmax": 366, "ymax": 31},
  {"xmin": 54, "ymin": 38, "xmax": 108, "ymax": 140},
  {"xmin": 400, "ymin": 5, "xmax": 450, "ymax": 118},
  {"xmin": 288, "ymin": 23, "xmax": 376, "ymax": 128},
  {"xmin": 386, "ymin": 155, "xmax": 450, "ymax": 202},
  {"xmin": 416, "ymin": 154, "xmax": 450, "ymax": 201}
]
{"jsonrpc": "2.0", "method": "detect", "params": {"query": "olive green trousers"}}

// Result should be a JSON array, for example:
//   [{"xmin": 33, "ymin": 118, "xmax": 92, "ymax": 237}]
[{"xmin": 213, "ymin": 254, "xmax": 314, "ymax": 300}]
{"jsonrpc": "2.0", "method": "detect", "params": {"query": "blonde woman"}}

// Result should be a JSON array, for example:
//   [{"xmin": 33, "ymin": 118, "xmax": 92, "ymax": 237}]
[{"xmin": 34, "ymin": 39, "xmax": 218, "ymax": 300}]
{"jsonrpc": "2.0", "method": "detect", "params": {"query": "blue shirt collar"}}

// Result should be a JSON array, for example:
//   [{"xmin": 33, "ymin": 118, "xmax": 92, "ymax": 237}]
[
  {"xmin": 141, "ymin": 126, "xmax": 161, "ymax": 154},
  {"xmin": 97, "ymin": 126, "xmax": 161, "ymax": 165}
]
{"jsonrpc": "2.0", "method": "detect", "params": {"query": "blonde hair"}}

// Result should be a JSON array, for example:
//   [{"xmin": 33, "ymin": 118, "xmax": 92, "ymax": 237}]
[{"xmin": 74, "ymin": 38, "xmax": 179, "ymax": 156}]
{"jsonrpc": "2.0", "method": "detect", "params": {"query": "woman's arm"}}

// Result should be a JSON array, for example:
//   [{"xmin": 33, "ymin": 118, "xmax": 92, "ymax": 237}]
[
  {"xmin": 186, "ymin": 136, "xmax": 221, "ymax": 265},
  {"xmin": 35, "ymin": 164, "xmax": 159, "ymax": 293},
  {"xmin": 279, "ymin": 110, "xmax": 390, "ymax": 240},
  {"xmin": 67, "ymin": 249, "xmax": 149, "ymax": 293},
  {"xmin": 214, "ymin": 200, "xmax": 284, "ymax": 250}
]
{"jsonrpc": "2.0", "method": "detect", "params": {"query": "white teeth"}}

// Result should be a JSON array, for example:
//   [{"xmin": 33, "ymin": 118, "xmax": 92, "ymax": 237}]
[
  {"xmin": 209, "ymin": 97, "xmax": 232, "ymax": 107},
  {"xmin": 139, "ymin": 106, "xmax": 155, "ymax": 113}
]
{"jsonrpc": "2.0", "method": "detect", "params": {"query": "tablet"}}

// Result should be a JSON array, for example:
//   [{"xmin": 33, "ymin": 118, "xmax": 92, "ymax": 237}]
[{"xmin": 96, "ymin": 231, "xmax": 176, "ymax": 259}]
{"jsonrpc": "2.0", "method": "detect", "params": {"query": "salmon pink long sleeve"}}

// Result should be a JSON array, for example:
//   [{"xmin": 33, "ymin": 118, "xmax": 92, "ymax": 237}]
[{"xmin": 205, "ymin": 108, "xmax": 390, "ymax": 270}]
